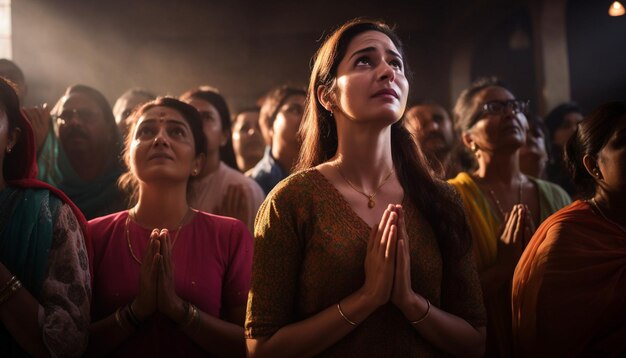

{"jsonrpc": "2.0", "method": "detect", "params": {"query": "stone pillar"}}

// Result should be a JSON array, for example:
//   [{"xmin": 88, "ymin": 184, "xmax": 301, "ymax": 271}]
[
  {"xmin": 531, "ymin": 0, "xmax": 571, "ymax": 115},
  {"xmin": 449, "ymin": 40, "xmax": 473, "ymax": 108}
]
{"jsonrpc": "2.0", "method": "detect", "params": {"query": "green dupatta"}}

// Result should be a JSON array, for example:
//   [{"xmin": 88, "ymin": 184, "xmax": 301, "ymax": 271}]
[{"xmin": 0, "ymin": 186, "xmax": 60, "ymax": 357}]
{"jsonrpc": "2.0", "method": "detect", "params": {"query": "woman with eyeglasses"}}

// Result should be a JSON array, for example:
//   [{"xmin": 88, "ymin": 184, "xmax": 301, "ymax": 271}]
[
  {"xmin": 512, "ymin": 101, "xmax": 626, "ymax": 356},
  {"xmin": 448, "ymin": 77, "xmax": 570, "ymax": 357},
  {"xmin": 180, "ymin": 86, "xmax": 265, "ymax": 233}
]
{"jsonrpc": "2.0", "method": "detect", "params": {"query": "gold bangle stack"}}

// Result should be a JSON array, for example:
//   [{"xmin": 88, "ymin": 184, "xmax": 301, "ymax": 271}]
[
  {"xmin": 409, "ymin": 298, "xmax": 431, "ymax": 325},
  {"xmin": 114, "ymin": 307, "xmax": 131, "ymax": 333},
  {"xmin": 0, "ymin": 276, "xmax": 22, "ymax": 305},
  {"xmin": 337, "ymin": 301, "xmax": 358, "ymax": 326},
  {"xmin": 177, "ymin": 301, "xmax": 199, "ymax": 331},
  {"xmin": 126, "ymin": 303, "xmax": 142, "ymax": 329}
]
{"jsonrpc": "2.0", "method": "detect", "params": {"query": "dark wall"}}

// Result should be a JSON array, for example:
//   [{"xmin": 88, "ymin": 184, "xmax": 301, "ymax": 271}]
[
  {"xmin": 12, "ymin": 0, "xmax": 451, "ymax": 112},
  {"xmin": 14, "ymin": 1, "xmax": 622, "ymax": 116},
  {"xmin": 471, "ymin": 9, "xmax": 538, "ymax": 114},
  {"xmin": 567, "ymin": 0, "xmax": 626, "ymax": 114}
]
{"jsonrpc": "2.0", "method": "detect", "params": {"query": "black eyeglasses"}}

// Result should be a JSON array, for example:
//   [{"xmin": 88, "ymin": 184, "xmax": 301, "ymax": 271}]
[
  {"xmin": 54, "ymin": 108, "xmax": 99, "ymax": 124},
  {"xmin": 469, "ymin": 99, "xmax": 529, "ymax": 128}
]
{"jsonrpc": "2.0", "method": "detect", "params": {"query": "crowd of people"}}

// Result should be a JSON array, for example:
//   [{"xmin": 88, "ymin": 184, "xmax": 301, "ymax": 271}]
[{"xmin": 0, "ymin": 17, "xmax": 624, "ymax": 357}]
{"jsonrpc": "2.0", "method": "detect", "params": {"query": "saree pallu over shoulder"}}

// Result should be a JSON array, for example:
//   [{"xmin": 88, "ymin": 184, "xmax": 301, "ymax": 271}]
[
  {"xmin": 447, "ymin": 172, "xmax": 500, "ymax": 270},
  {"xmin": 0, "ymin": 185, "xmax": 92, "ymax": 357},
  {"xmin": 448, "ymin": 172, "xmax": 571, "ymax": 357},
  {"xmin": 448, "ymin": 172, "xmax": 571, "ymax": 271},
  {"xmin": 512, "ymin": 200, "xmax": 626, "ymax": 356},
  {"xmin": 0, "ymin": 187, "xmax": 58, "ymax": 293}
]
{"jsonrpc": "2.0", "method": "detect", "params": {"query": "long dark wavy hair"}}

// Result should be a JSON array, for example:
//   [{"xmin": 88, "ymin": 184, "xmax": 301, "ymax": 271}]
[{"xmin": 296, "ymin": 18, "xmax": 472, "ymax": 301}]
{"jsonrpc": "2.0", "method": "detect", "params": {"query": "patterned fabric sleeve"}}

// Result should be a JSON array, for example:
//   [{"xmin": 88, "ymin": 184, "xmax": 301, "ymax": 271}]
[
  {"xmin": 37, "ymin": 202, "xmax": 91, "ymax": 357},
  {"xmin": 245, "ymin": 182, "xmax": 303, "ymax": 338}
]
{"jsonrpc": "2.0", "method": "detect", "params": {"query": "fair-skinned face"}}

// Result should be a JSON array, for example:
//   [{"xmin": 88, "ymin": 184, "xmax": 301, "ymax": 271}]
[
  {"xmin": 322, "ymin": 30, "xmax": 409, "ymax": 127},
  {"xmin": 184, "ymin": 98, "xmax": 227, "ymax": 157},
  {"xmin": 56, "ymin": 93, "xmax": 113, "ymax": 156},
  {"xmin": 463, "ymin": 86, "xmax": 529, "ymax": 154},
  {"xmin": 270, "ymin": 94, "xmax": 305, "ymax": 158},
  {"xmin": 404, "ymin": 104, "xmax": 454, "ymax": 156},
  {"xmin": 553, "ymin": 111, "xmax": 583, "ymax": 147},
  {"xmin": 113, "ymin": 93, "xmax": 153, "ymax": 137},
  {"xmin": 588, "ymin": 114, "xmax": 626, "ymax": 196},
  {"xmin": 130, "ymin": 106, "xmax": 201, "ymax": 185},
  {"xmin": 232, "ymin": 110, "xmax": 264, "ymax": 166}
]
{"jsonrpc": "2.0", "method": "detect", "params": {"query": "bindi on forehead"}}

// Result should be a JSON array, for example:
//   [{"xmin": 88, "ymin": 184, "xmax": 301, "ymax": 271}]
[{"xmin": 157, "ymin": 111, "xmax": 168, "ymax": 122}]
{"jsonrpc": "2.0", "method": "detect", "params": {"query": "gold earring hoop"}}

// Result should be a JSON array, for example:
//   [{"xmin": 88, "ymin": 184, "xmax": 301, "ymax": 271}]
[{"xmin": 470, "ymin": 143, "xmax": 478, "ymax": 153}]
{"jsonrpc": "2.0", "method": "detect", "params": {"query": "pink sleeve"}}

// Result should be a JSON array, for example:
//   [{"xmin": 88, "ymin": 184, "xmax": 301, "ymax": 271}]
[{"xmin": 222, "ymin": 220, "xmax": 253, "ymax": 308}]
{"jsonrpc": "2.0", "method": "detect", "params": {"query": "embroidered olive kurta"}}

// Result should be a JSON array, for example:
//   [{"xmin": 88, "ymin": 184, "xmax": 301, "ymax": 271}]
[{"xmin": 246, "ymin": 169, "xmax": 485, "ymax": 357}]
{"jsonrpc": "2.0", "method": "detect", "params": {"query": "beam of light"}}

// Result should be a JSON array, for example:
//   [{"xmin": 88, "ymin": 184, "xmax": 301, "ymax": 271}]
[{"xmin": 0, "ymin": 0, "xmax": 11, "ymax": 59}]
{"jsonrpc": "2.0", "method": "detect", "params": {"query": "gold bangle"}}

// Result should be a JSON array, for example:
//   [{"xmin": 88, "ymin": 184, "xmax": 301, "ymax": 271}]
[
  {"xmin": 177, "ymin": 301, "xmax": 197, "ymax": 330},
  {"xmin": 126, "ymin": 304, "xmax": 141, "ymax": 328},
  {"xmin": 115, "ymin": 307, "xmax": 133, "ymax": 333},
  {"xmin": 409, "ymin": 298, "xmax": 431, "ymax": 325},
  {"xmin": 114, "ymin": 307, "xmax": 125, "ymax": 329},
  {"xmin": 337, "ymin": 301, "xmax": 358, "ymax": 326},
  {"xmin": 0, "ymin": 279, "xmax": 22, "ymax": 305},
  {"xmin": 0, "ymin": 275, "xmax": 17, "ymax": 293}
]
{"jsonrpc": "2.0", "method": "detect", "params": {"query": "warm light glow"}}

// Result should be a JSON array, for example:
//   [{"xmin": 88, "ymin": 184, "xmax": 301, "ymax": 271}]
[
  {"xmin": 609, "ymin": 1, "xmax": 625, "ymax": 17},
  {"xmin": 0, "ymin": 0, "xmax": 11, "ymax": 58}
]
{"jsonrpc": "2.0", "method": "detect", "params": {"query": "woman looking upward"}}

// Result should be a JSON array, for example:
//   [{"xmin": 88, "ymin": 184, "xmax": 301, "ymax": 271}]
[
  {"xmin": 448, "ymin": 77, "xmax": 570, "ymax": 356},
  {"xmin": 245, "ymin": 19, "xmax": 486, "ymax": 357},
  {"xmin": 88, "ymin": 98, "xmax": 252, "ymax": 357}
]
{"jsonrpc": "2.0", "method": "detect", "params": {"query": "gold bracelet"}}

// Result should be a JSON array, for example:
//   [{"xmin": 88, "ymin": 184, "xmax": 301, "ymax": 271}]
[
  {"xmin": 0, "ymin": 279, "xmax": 22, "ymax": 305},
  {"xmin": 409, "ymin": 298, "xmax": 431, "ymax": 325},
  {"xmin": 114, "ymin": 307, "xmax": 125, "ymax": 330},
  {"xmin": 178, "ymin": 302, "xmax": 198, "ymax": 330},
  {"xmin": 126, "ymin": 304, "xmax": 141, "ymax": 328},
  {"xmin": 0, "ymin": 275, "xmax": 17, "ymax": 293},
  {"xmin": 337, "ymin": 301, "xmax": 357, "ymax": 326},
  {"xmin": 114, "ymin": 307, "xmax": 133, "ymax": 333}
]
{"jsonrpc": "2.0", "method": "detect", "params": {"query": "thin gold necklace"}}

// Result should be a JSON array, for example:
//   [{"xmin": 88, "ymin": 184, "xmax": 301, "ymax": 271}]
[
  {"xmin": 590, "ymin": 198, "xmax": 626, "ymax": 235},
  {"xmin": 334, "ymin": 164, "xmax": 394, "ymax": 209},
  {"xmin": 125, "ymin": 207, "xmax": 191, "ymax": 264},
  {"xmin": 485, "ymin": 175, "xmax": 524, "ymax": 219}
]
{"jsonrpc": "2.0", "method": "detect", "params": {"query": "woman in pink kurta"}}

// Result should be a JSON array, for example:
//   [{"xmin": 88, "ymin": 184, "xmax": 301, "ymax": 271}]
[{"xmin": 87, "ymin": 97, "xmax": 252, "ymax": 357}]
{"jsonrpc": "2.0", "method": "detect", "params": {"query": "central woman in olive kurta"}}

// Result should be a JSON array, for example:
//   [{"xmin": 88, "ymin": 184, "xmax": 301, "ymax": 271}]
[{"xmin": 245, "ymin": 19, "xmax": 487, "ymax": 357}]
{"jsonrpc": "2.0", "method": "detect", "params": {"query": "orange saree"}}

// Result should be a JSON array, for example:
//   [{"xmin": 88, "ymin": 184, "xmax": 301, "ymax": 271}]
[{"xmin": 512, "ymin": 200, "xmax": 626, "ymax": 356}]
